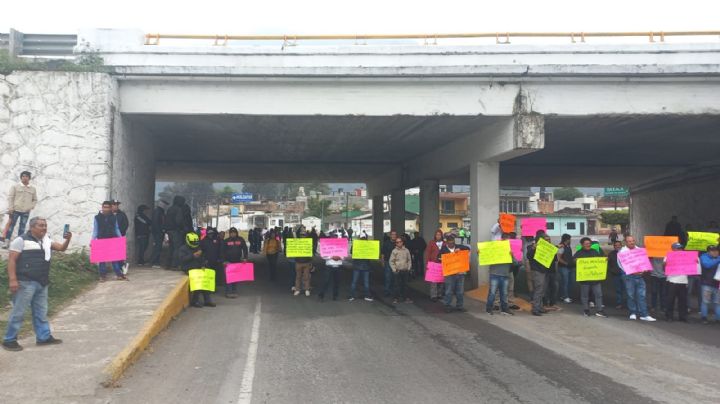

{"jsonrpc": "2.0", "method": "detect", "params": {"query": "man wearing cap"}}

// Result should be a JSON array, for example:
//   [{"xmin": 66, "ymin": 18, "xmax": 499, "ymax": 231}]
[
  {"xmin": 4, "ymin": 171, "xmax": 38, "ymax": 249},
  {"xmin": 150, "ymin": 200, "xmax": 169, "ymax": 268},
  {"xmin": 619, "ymin": 236, "xmax": 655, "ymax": 322}
]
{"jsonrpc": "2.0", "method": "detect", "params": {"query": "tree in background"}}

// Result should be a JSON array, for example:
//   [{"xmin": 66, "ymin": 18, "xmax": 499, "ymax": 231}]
[
  {"xmin": 306, "ymin": 196, "xmax": 332, "ymax": 219},
  {"xmin": 241, "ymin": 183, "xmax": 282, "ymax": 200},
  {"xmin": 158, "ymin": 182, "xmax": 217, "ymax": 223},
  {"xmin": 242, "ymin": 183, "xmax": 331, "ymax": 201},
  {"xmin": 553, "ymin": 187, "xmax": 583, "ymax": 201},
  {"xmin": 600, "ymin": 210, "xmax": 630, "ymax": 234},
  {"xmin": 216, "ymin": 185, "xmax": 239, "ymax": 202}
]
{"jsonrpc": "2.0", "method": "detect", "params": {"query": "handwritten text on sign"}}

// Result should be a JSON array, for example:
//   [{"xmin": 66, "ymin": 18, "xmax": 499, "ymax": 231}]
[
  {"xmin": 477, "ymin": 240, "xmax": 512, "ymax": 266},
  {"xmin": 521, "ymin": 217, "xmax": 547, "ymax": 237},
  {"xmin": 90, "ymin": 236, "xmax": 127, "ymax": 264},
  {"xmin": 617, "ymin": 247, "xmax": 652, "ymax": 275},
  {"xmin": 533, "ymin": 238, "xmax": 558, "ymax": 269},
  {"xmin": 665, "ymin": 251, "xmax": 700, "ymax": 276},
  {"xmin": 188, "ymin": 268, "xmax": 216, "ymax": 292},
  {"xmin": 442, "ymin": 249, "xmax": 470, "ymax": 276},
  {"xmin": 499, "ymin": 214, "xmax": 516, "ymax": 234},
  {"xmin": 644, "ymin": 236, "xmax": 678, "ymax": 258},
  {"xmin": 576, "ymin": 258, "xmax": 608, "ymax": 282},
  {"xmin": 352, "ymin": 240, "xmax": 380, "ymax": 259},
  {"xmin": 425, "ymin": 262, "xmax": 445, "ymax": 283},
  {"xmin": 685, "ymin": 232, "xmax": 720, "ymax": 251},
  {"xmin": 319, "ymin": 238, "xmax": 349, "ymax": 258},
  {"xmin": 285, "ymin": 238, "xmax": 313, "ymax": 258},
  {"xmin": 225, "ymin": 262, "xmax": 254, "ymax": 283}
]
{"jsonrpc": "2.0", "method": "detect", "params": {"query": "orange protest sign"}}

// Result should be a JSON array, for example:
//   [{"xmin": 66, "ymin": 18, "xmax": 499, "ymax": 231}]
[
  {"xmin": 441, "ymin": 249, "xmax": 470, "ymax": 276},
  {"xmin": 499, "ymin": 214, "xmax": 516, "ymax": 234},
  {"xmin": 644, "ymin": 236, "xmax": 678, "ymax": 258}
]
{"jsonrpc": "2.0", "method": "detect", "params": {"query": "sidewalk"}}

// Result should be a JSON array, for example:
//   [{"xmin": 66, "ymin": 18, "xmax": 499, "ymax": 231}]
[{"xmin": 0, "ymin": 267, "xmax": 187, "ymax": 403}]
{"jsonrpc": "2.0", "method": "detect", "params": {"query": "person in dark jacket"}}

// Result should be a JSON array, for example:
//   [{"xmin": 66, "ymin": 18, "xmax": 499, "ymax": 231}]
[
  {"xmin": 93, "ymin": 201, "xmax": 125, "ymax": 281},
  {"xmin": 180, "ymin": 232, "xmax": 214, "ymax": 308},
  {"xmin": 201, "ymin": 227, "xmax": 224, "ymax": 289},
  {"xmin": 381, "ymin": 231, "xmax": 398, "ymax": 296},
  {"xmin": 134, "ymin": 205, "xmax": 152, "ymax": 266},
  {"xmin": 574, "ymin": 237, "xmax": 606, "ymax": 317},
  {"xmin": 410, "ymin": 232, "xmax": 427, "ymax": 278},
  {"xmin": 164, "ymin": 196, "xmax": 186, "ymax": 269},
  {"xmin": 607, "ymin": 240, "xmax": 625, "ymax": 309},
  {"xmin": 112, "ymin": 200, "xmax": 130, "ymax": 274},
  {"xmin": 149, "ymin": 200, "xmax": 168, "ymax": 268},
  {"xmin": 527, "ymin": 234, "xmax": 557, "ymax": 316},
  {"xmin": 699, "ymin": 245, "xmax": 720, "ymax": 324},
  {"xmin": 440, "ymin": 235, "xmax": 471, "ymax": 313},
  {"xmin": 223, "ymin": 227, "xmax": 248, "ymax": 298}
]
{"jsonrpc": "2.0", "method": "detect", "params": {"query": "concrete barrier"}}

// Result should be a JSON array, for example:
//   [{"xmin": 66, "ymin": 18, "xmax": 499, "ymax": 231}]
[{"xmin": 103, "ymin": 276, "xmax": 189, "ymax": 385}]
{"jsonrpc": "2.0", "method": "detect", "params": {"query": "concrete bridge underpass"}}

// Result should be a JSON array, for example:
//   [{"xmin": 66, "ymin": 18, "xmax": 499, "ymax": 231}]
[{"xmin": 1, "ymin": 29, "xmax": 719, "ymax": 287}]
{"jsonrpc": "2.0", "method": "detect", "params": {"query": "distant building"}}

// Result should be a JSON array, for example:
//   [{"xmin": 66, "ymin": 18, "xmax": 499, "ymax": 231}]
[
  {"xmin": 439, "ymin": 192, "xmax": 470, "ymax": 232},
  {"xmin": 500, "ymin": 187, "xmax": 533, "ymax": 214},
  {"xmin": 554, "ymin": 196, "xmax": 597, "ymax": 212}
]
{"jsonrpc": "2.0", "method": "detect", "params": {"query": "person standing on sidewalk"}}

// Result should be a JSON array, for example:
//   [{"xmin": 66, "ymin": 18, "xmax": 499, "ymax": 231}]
[
  {"xmin": 699, "ymin": 245, "xmax": 720, "ymax": 324},
  {"xmin": 349, "ymin": 236, "xmax": 373, "ymax": 302},
  {"xmin": 93, "ymin": 201, "xmax": 126, "ymax": 281},
  {"xmin": 390, "ymin": 236, "xmax": 413, "ymax": 304},
  {"xmin": 223, "ymin": 227, "xmax": 248, "ymax": 298},
  {"xmin": 2, "ymin": 217, "xmax": 71, "ymax": 351},
  {"xmin": 664, "ymin": 242, "xmax": 694, "ymax": 322},
  {"xmin": 556, "ymin": 234, "xmax": 575, "ymax": 304},
  {"xmin": 574, "ymin": 237, "xmax": 607, "ymax": 318},
  {"xmin": 180, "ymin": 232, "xmax": 215, "ymax": 308},
  {"xmin": 293, "ymin": 230, "xmax": 314, "ymax": 297},
  {"xmin": 149, "ymin": 200, "xmax": 168, "ymax": 268},
  {"xmin": 133, "ymin": 205, "xmax": 152, "ymax": 266},
  {"xmin": 263, "ymin": 229, "xmax": 281, "ymax": 281},
  {"xmin": 440, "ymin": 235, "xmax": 470, "ymax": 313},
  {"xmin": 4, "ymin": 171, "xmax": 37, "ymax": 249},
  {"xmin": 527, "ymin": 234, "xmax": 555, "ymax": 316},
  {"xmin": 112, "ymin": 200, "xmax": 130, "ymax": 274},
  {"xmin": 381, "ymin": 230, "xmax": 398, "ymax": 297},
  {"xmin": 164, "ymin": 196, "xmax": 186, "ymax": 269},
  {"xmin": 607, "ymin": 240, "xmax": 625, "ymax": 309},
  {"xmin": 618, "ymin": 236, "xmax": 655, "ymax": 322},
  {"xmin": 318, "ymin": 254, "xmax": 343, "ymax": 302},
  {"xmin": 485, "ymin": 235, "xmax": 518, "ymax": 316},
  {"xmin": 425, "ymin": 229, "xmax": 446, "ymax": 302}
]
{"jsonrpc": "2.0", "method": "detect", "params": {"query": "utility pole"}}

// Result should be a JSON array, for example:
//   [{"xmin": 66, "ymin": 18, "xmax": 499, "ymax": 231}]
[{"xmin": 345, "ymin": 192, "xmax": 349, "ymax": 228}]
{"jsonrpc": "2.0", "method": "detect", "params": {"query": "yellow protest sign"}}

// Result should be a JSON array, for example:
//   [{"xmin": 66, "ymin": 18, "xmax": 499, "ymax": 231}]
[
  {"xmin": 576, "ymin": 258, "xmax": 608, "ymax": 282},
  {"xmin": 684, "ymin": 232, "xmax": 720, "ymax": 251},
  {"xmin": 442, "ymin": 249, "xmax": 470, "ymax": 276},
  {"xmin": 286, "ymin": 238, "xmax": 313, "ymax": 257},
  {"xmin": 188, "ymin": 268, "xmax": 216, "ymax": 292},
  {"xmin": 477, "ymin": 240, "xmax": 512, "ymax": 266},
  {"xmin": 533, "ymin": 238, "xmax": 558, "ymax": 269},
  {"xmin": 351, "ymin": 240, "xmax": 380, "ymax": 259}
]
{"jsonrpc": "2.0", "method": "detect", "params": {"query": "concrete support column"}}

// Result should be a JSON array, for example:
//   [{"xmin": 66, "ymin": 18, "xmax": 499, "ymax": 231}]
[
  {"xmin": 390, "ymin": 188, "xmax": 406, "ymax": 233},
  {"xmin": 419, "ymin": 179, "xmax": 440, "ymax": 242},
  {"xmin": 372, "ymin": 195, "xmax": 384, "ymax": 240},
  {"xmin": 470, "ymin": 161, "xmax": 500, "ymax": 288}
]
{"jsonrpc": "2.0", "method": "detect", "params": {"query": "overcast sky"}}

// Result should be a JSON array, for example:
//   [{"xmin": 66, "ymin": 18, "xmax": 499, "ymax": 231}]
[{"xmin": 3, "ymin": 0, "xmax": 719, "ymax": 43}]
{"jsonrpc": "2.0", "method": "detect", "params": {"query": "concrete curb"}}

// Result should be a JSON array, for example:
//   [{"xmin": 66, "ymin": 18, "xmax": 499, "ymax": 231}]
[{"xmin": 102, "ymin": 276, "xmax": 189, "ymax": 386}]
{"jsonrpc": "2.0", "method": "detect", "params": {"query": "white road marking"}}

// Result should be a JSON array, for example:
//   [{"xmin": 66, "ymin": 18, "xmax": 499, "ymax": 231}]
[{"xmin": 237, "ymin": 297, "xmax": 262, "ymax": 404}]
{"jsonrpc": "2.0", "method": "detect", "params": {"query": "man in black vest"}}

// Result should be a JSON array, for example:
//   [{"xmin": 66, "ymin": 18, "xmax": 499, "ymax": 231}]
[
  {"xmin": 2, "ymin": 217, "xmax": 71, "ymax": 351},
  {"xmin": 94, "ymin": 201, "xmax": 125, "ymax": 281}
]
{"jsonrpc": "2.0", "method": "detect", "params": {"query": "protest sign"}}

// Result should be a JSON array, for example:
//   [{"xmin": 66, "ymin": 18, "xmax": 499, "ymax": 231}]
[
  {"xmin": 533, "ymin": 238, "xmax": 558, "ymax": 269},
  {"xmin": 285, "ymin": 238, "xmax": 313, "ymax": 258},
  {"xmin": 499, "ymin": 214, "xmax": 516, "ymax": 234},
  {"xmin": 684, "ymin": 232, "xmax": 720, "ymax": 251},
  {"xmin": 576, "ymin": 258, "xmax": 608, "ymax": 282},
  {"xmin": 477, "ymin": 240, "xmax": 512, "ymax": 266},
  {"xmin": 509, "ymin": 239, "xmax": 523, "ymax": 261},
  {"xmin": 644, "ymin": 236, "xmax": 678, "ymax": 258},
  {"xmin": 351, "ymin": 240, "xmax": 380, "ymax": 259},
  {"xmin": 521, "ymin": 217, "xmax": 547, "ymax": 237},
  {"xmin": 442, "ymin": 249, "xmax": 470, "ymax": 276},
  {"xmin": 665, "ymin": 251, "xmax": 700, "ymax": 276},
  {"xmin": 188, "ymin": 268, "xmax": 216, "ymax": 292},
  {"xmin": 225, "ymin": 262, "xmax": 254, "ymax": 283},
  {"xmin": 319, "ymin": 238, "xmax": 349, "ymax": 258},
  {"xmin": 425, "ymin": 262, "xmax": 445, "ymax": 283},
  {"xmin": 90, "ymin": 236, "xmax": 127, "ymax": 264},
  {"xmin": 617, "ymin": 247, "xmax": 652, "ymax": 275}
]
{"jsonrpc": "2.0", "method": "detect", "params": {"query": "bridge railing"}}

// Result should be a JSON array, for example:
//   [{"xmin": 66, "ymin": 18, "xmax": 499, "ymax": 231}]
[{"xmin": 0, "ymin": 29, "xmax": 76, "ymax": 58}]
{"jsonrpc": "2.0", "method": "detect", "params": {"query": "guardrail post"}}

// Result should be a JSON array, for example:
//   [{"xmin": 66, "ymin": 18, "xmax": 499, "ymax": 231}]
[{"xmin": 8, "ymin": 28, "xmax": 23, "ymax": 58}]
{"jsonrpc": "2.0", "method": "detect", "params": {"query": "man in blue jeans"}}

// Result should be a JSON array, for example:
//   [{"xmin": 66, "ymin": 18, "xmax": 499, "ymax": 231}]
[
  {"xmin": 381, "ymin": 230, "xmax": 398, "ymax": 296},
  {"xmin": 3, "ymin": 217, "xmax": 71, "ymax": 351},
  {"xmin": 556, "ymin": 234, "xmax": 575, "ymax": 303},
  {"xmin": 4, "ymin": 171, "xmax": 37, "ymax": 249},
  {"xmin": 440, "ymin": 235, "xmax": 470, "ymax": 313},
  {"xmin": 485, "ymin": 235, "xmax": 518, "ymax": 315},
  {"xmin": 699, "ymin": 245, "xmax": 720, "ymax": 324},
  {"xmin": 619, "ymin": 236, "xmax": 655, "ymax": 321}
]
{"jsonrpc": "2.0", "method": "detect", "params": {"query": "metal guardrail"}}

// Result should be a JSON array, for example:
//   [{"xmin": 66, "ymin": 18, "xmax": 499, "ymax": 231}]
[
  {"xmin": 144, "ymin": 30, "xmax": 720, "ymax": 45},
  {"xmin": 0, "ymin": 29, "xmax": 77, "ymax": 57}
]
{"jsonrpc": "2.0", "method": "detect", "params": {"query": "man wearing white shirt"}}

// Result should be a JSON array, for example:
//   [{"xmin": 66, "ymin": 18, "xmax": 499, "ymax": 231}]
[{"xmin": 619, "ymin": 236, "xmax": 655, "ymax": 322}]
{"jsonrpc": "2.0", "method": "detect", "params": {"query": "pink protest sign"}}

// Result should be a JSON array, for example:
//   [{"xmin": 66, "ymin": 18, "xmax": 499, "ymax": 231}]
[
  {"xmin": 425, "ymin": 262, "xmax": 445, "ymax": 283},
  {"xmin": 521, "ymin": 218, "xmax": 547, "ymax": 237},
  {"xmin": 509, "ymin": 239, "xmax": 523, "ymax": 261},
  {"xmin": 90, "ymin": 237, "xmax": 127, "ymax": 264},
  {"xmin": 665, "ymin": 251, "xmax": 699, "ymax": 276},
  {"xmin": 226, "ymin": 262, "xmax": 254, "ymax": 283},
  {"xmin": 617, "ymin": 247, "xmax": 652, "ymax": 275},
  {"xmin": 319, "ymin": 238, "xmax": 349, "ymax": 257}
]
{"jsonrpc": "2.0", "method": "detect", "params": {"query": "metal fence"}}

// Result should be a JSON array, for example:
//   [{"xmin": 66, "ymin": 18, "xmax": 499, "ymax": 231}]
[{"xmin": 0, "ymin": 29, "xmax": 76, "ymax": 57}]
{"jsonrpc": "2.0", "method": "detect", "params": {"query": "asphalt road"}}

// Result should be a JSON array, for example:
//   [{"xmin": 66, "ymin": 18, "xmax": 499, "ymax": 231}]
[{"xmin": 93, "ymin": 255, "xmax": 688, "ymax": 404}]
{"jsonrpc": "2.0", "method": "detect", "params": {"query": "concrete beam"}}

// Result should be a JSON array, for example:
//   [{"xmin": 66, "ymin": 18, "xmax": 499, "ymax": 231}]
[
  {"xmin": 390, "ymin": 189, "xmax": 406, "ymax": 234},
  {"xmin": 470, "ymin": 162, "xmax": 500, "ymax": 288},
  {"xmin": 372, "ymin": 196, "xmax": 384, "ymax": 240},
  {"xmin": 365, "ymin": 167, "xmax": 403, "ymax": 198},
  {"xmin": 404, "ymin": 113, "xmax": 544, "ymax": 187},
  {"xmin": 499, "ymin": 165, "xmax": 685, "ymax": 187},
  {"xmin": 419, "ymin": 180, "xmax": 440, "ymax": 242}
]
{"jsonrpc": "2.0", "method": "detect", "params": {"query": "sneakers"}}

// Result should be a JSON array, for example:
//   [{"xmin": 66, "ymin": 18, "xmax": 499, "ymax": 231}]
[
  {"xmin": 204, "ymin": 302, "xmax": 216, "ymax": 307},
  {"xmin": 393, "ymin": 299, "xmax": 399, "ymax": 304},
  {"xmin": 36, "ymin": 336, "xmax": 63, "ymax": 346},
  {"xmin": 589, "ymin": 302, "xmax": 595, "ymax": 308},
  {"xmin": 305, "ymin": 290, "xmax": 311, "ymax": 297},
  {"xmin": 629, "ymin": 314, "xmax": 637, "ymax": 320},
  {"xmin": 348, "ymin": 297, "xmax": 355, "ymax": 302},
  {"xmin": 501, "ymin": 310, "xmax": 514, "ymax": 316},
  {"xmin": 563, "ymin": 297, "xmax": 572, "ymax": 303},
  {"xmin": 485, "ymin": 308, "xmax": 494, "ymax": 315},
  {"xmin": 446, "ymin": 306, "xmax": 455, "ymax": 313},
  {"xmin": 532, "ymin": 311, "xmax": 542, "ymax": 316},
  {"xmin": 639, "ymin": 315, "xmax": 656, "ymax": 322},
  {"xmin": 293, "ymin": 291, "xmax": 300, "ymax": 296},
  {"xmin": 509, "ymin": 304, "xmax": 521, "ymax": 310},
  {"xmin": 291, "ymin": 286, "xmax": 297, "ymax": 292},
  {"xmin": 364, "ymin": 297, "xmax": 374, "ymax": 302},
  {"xmin": 116, "ymin": 275, "xmax": 129, "ymax": 281},
  {"xmin": 595, "ymin": 311, "xmax": 608, "ymax": 318},
  {"xmin": 455, "ymin": 307, "xmax": 467, "ymax": 312},
  {"xmin": 151, "ymin": 265, "xmax": 162, "ymax": 269},
  {"xmin": 122, "ymin": 263, "xmax": 129, "ymax": 275},
  {"xmin": 404, "ymin": 298, "xmax": 414, "ymax": 304},
  {"xmin": 2, "ymin": 340, "xmax": 23, "ymax": 351},
  {"xmin": 701, "ymin": 317, "xmax": 709, "ymax": 324},
  {"xmin": 583, "ymin": 310, "xmax": 590, "ymax": 317}
]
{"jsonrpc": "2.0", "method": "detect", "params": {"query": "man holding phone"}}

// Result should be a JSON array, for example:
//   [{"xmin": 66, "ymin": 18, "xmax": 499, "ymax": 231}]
[{"xmin": 2, "ymin": 217, "xmax": 71, "ymax": 351}]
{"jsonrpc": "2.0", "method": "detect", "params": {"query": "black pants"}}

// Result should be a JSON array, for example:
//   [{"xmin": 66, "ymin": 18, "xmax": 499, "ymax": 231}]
[
  {"xmin": 207, "ymin": 261, "xmax": 224, "ymax": 288},
  {"xmin": 150, "ymin": 232, "xmax": 164, "ymax": 265},
  {"xmin": 267, "ymin": 253, "xmax": 279, "ymax": 280},
  {"xmin": 543, "ymin": 272, "xmax": 558, "ymax": 306},
  {"xmin": 191, "ymin": 291, "xmax": 212, "ymax": 305},
  {"xmin": 665, "ymin": 282, "xmax": 688, "ymax": 320},
  {"xmin": 167, "ymin": 230, "xmax": 182, "ymax": 268},
  {"xmin": 135, "ymin": 235, "xmax": 149, "ymax": 265},
  {"xmin": 394, "ymin": 271, "xmax": 410, "ymax": 300},
  {"xmin": 319, "ymin": 266, "xmax": 341, "ymax": 299}
]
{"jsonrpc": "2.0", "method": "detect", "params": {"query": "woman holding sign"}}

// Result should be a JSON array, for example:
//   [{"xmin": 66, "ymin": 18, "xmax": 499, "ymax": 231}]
[{"xmin": 425, "ymin": 229, "xmax": 446, "ymax": 302}]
